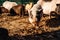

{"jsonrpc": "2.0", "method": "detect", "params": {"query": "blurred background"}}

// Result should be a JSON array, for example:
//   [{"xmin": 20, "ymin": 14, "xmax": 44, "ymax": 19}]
[{"xmin": 0, "ymin": 0, "xmax": 38, "ymax": 6}]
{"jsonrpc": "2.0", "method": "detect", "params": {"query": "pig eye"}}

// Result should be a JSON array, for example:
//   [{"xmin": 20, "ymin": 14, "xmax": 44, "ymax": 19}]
[
  {"xmin": 30, "ymin": 11, "xmax": 33, "ymax": 19},
  {"xmin": 37, "ymin": 11, "xmax": 40, "ymax": 15}
]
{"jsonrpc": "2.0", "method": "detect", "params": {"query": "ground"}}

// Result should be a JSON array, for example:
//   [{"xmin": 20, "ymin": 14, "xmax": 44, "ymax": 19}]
[{"xmin": 0, "ymin": 13, "xmax": 60, "ymax": 40}]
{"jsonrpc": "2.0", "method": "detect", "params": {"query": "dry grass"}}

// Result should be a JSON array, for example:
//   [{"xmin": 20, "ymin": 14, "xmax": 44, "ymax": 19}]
[{"xmin": 0, "ymin": 13, "xmax": 60, "ymax": 36}]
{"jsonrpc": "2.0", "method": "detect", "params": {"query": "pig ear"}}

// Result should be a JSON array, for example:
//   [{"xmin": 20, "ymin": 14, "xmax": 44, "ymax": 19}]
[{"xmin": 38, "ymin": 9, "xmax": 43, "ymax": 11}]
